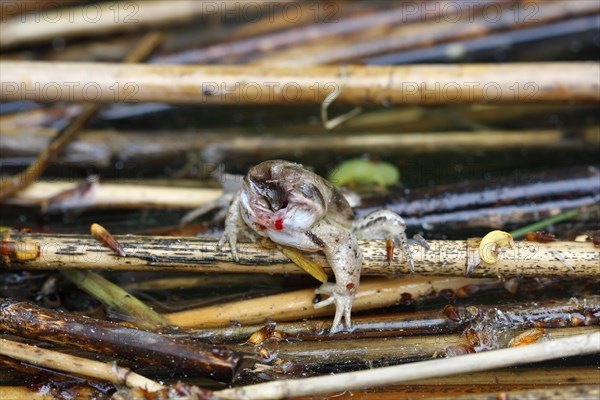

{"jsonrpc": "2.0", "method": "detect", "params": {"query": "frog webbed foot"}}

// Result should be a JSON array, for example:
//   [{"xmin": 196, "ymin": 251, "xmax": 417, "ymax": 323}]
[
  {"xmin": 314, "ymin": 283, "xmax": 354, "ymax": 334},
  {"xmin": 353, "ymin": 209, "xmax": 418, "ymax": 272}
]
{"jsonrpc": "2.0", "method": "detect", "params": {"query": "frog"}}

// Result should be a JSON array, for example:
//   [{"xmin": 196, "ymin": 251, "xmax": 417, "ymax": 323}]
[{"xmin": 219, "ymin": 160, "xmax": 415, "ymax": 333}]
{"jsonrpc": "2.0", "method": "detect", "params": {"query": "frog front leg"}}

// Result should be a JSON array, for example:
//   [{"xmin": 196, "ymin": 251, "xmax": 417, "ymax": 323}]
[
  {"xmin": 352, "ymin": 209, "xmax": 415, "ymax": 271},
  {"xmin": 218, "ymin": 190, "xmax": 258, "ymax": 261},
  {"xmin": 310, "ymin": 221, "xmax": 362, "ymax": 333}
]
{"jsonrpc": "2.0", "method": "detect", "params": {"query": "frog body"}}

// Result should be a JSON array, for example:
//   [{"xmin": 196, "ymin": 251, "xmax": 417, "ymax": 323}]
[{"xmin": 220, "ymin": 160, "xmax": 412, "ymax": 333}]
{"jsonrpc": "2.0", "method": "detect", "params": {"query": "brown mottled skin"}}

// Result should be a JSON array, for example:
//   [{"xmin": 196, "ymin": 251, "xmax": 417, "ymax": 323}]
[{"xmin": 219, "ymin": 160, "xmax": 412, "ymax": 333}]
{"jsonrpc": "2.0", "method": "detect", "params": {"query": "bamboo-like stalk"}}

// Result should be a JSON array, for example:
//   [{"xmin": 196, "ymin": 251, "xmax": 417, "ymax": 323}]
[
  {"xmin": 0, "ymin": 338, "xmax": 164, "ymax": 391},
  {"xmin": 0, "ymin": 0, "xmax": 83, "ymax": 21},
  {"xmin": 0, "ymin": 105, "xmax": 80, "ymax": 129},
  {"xmin": 0, "ymin": 0, "xmax": 252, "ymax": 49},
  {"xmin": 163, "ymin": 276, "xmax": 493, "ymax": 328},
  {"xmin": 1, "ymin": 62, "xmax": 598, "ymax": 105},
  {"xmin": 2, "ymin": 232, "xmax": 598, "ymax": 278},
  {"xmin": 214, "ymin": 331, "xmax": 600, "ymax": 399},
  {"xmin": 361, "ymin": 165, "xmax": 600, "ymax": 217},
  {"xmin": 190, "ymin": 296, "xmax": 600, "ymax": 342},
  {"xmin": 0, "ymin": 297, "xmax": 247, "ymax": 382},
  {"xmin": 192, "ymin": 309, "xmax": 463, "ymax": 342},
  {"xmin": 2, "ymin": 127, "xmax": 597, "ymax": 169},
  {"xmin": 31, "ymin": 0, "xmax": 332, "ymax": 64},
  {"xmin": 233, "ymin": 326, "xmax": 597, "ymax": 366},
  {"xmin": 4, "ymin": 181, "xmax": 222, "ymax": 209},
  {"xmin": 124, "ymin": 273, "xmax": 292, "ymax": 291}
]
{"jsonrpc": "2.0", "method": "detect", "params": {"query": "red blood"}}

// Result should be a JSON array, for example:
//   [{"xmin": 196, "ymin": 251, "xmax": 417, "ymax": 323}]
[{"xmin": 274, "ymin": 218, "xmax": 284, "ymax": 230}]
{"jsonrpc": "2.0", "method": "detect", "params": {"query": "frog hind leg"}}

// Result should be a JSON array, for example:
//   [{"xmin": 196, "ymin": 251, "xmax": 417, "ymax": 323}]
[{"xmin": 310, "ymin": 221, "xmax": 362, "ymax": 334}]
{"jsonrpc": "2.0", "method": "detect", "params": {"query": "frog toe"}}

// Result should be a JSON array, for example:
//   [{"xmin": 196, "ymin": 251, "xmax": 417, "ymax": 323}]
[
  {"xmin": 329, "ymin": 292, "xmax": 355, "ymax": 334},
  {"xmin": 218, "ymin": 231, "xmax": 240, "ymax": 262}
]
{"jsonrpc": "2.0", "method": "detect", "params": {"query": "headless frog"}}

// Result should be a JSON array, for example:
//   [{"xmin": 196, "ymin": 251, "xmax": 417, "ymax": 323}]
[{"xmin": 219, "ymin": 160, "xmax": 414, "ymax": 333}]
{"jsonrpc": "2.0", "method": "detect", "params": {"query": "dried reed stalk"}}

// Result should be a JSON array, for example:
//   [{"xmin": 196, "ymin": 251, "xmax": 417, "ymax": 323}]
[
  {"xmin": 0, "ymin": 0, "xmax": 257, "ymax": 48},
  {"xmin": 214, "ymin": 332, "xmax": 600, "ymax": 399},
  {"xmin": 2, "ymin": 232, "xmax": 598, "ymax": 278},
  {"xmin": 2, "ymin": 127, "xmax": 595, "ymax": 169},
  {"xmin": 1, "ymin": 62, "xmax": 598, "ymax": 105},
  {"xmin": 5, "ymin": 180, "xmax": 222, "ymax": 209},
  {"xmin": 0, "ymin": 338, "xmax": 163, "ymax": 391},
  {"xmin": 164, "ymin": 276, "xmax": 493, "ymax": 328}
]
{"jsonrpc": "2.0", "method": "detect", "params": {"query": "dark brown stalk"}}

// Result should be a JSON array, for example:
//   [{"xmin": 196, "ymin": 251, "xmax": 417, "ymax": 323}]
[
  {"xmin": 359, "ymin": 165, "xmax": 600, "ymax": 228},
  {"xmin": 362, "ymin": 166, "xmax": 600, "ymax": 215},
  {"xmin": 0, "ymin": 297, "xmax": 250, "ymax": 382},
  {"xmin": 366, "ymin": 14, "xmax": 599, "ymax": 65}
]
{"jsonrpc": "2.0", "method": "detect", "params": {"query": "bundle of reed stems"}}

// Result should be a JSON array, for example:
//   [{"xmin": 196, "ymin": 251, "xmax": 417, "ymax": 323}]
[{"xmin": 0, "ymin": 1, "xmax": 598, "ymax": 399}]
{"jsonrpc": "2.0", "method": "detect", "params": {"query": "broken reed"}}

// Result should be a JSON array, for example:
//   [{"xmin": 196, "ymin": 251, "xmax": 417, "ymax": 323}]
[{"xmin": 2, "ymin": 231, "xmax": 598, "ymax": 278}]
